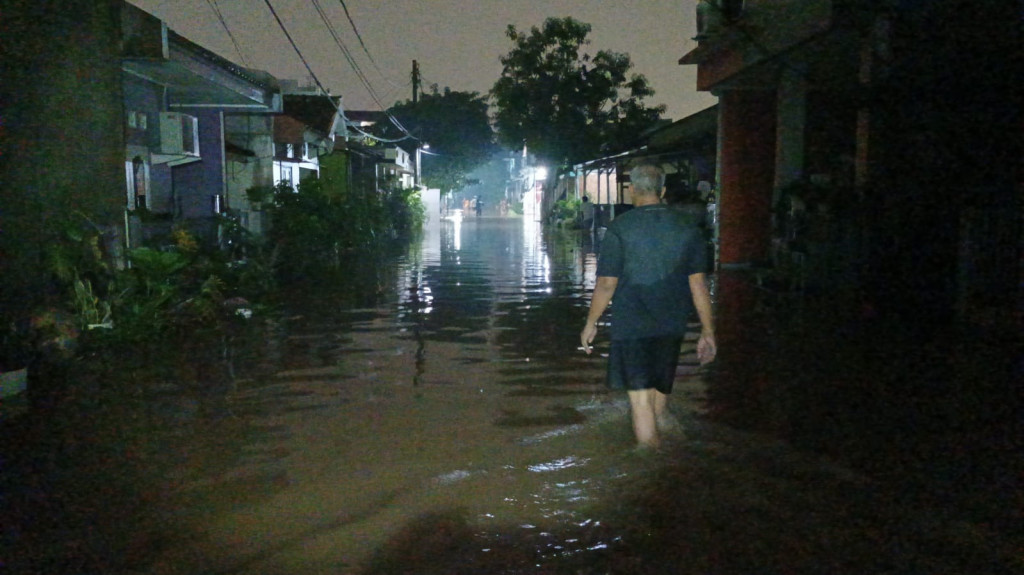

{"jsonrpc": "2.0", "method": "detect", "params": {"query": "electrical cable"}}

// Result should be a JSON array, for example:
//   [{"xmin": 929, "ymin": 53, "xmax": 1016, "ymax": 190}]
[
  {"xmin": 310, "ymin": 0, "xmax": 384, "ymax": 108},
  {"xmin": 335, "ymin": 0, "xmax": 407, "ymax": 90},
  {"xmin": 314, "ymin": 0, "xmax": 420, "ymax": 138},
  {"xmin": 308, "ymin": 0, "xmax": 417, "ymax": 140},
  {"xmin": 261, "ymin": 0, "xmax": 413, "ymax": 143},
  {"xmin": 206, "ymin": 0, "xmax": 249, "ymax": 67},
  {"xmin": 261, "ymin": 0, "xmax": 334, "ymax": 100}
]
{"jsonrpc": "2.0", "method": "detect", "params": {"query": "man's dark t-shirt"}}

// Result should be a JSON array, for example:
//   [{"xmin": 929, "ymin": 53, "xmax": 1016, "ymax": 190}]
[{"xmin": 596, "ymin": 204, "xmax": 707, "ymax": 340}]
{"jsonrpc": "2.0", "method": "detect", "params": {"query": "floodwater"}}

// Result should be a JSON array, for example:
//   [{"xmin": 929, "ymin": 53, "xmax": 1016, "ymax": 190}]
[
  {"xmin": 3, "ymin": 214, "xmax": 1019, "ymax": 574},
  {"xmin": 145, "ymin": 214, "xmax": 669, "ymax": 574}
]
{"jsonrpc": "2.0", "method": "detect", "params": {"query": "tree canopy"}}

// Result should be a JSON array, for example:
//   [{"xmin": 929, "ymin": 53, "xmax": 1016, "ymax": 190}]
[
  {"xmin": 491, "ymin": 17, "xmax": 665, "ymax": 168},
  {"xmin": 373, "ymin": 87, "xmax": 495, "ymax": 194}
]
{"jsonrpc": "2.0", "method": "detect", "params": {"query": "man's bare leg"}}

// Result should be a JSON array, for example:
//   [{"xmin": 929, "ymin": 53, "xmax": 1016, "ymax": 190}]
[
  {"xmin": 653, "ymin": 390, "xmax": 667, "ymax": 421},
  {"xmin": 627, "ymin": 389, "xmax": 659, "ymax": 448},
  {"xmin": 653, "ymin": 390, "xmax": 681, "ymax": 433}
]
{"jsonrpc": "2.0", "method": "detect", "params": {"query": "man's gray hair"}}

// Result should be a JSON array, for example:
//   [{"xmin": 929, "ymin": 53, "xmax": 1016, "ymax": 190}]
[{"xmin": 629, "ymin": 163, "xmax": 665, "ymax": 196}]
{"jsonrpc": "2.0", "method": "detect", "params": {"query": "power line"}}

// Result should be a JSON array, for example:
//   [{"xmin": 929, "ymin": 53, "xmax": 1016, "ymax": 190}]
[
  {"xmin": 206, "ymin": 0, "xmax": 248, "ymax": 66},
  {"xmin": 260, "ymin": 0, "xmax": 412, "ymax": 144},
  {"xmin": 348, "ymin": 122, "xmax": 412, "ymax": 144},
  {"xmin": 310, "ymin": 0, "xmax": 380, "ymax": 105},
  {"xmin": 261, "ymin": 0, "xmax": 333, "ymax": 98},
  {"xmin": 307, "ymin": 0, "xmax": 416, "ymax": 139},
  {"xmin": 335, "ymin": 0, "xmax": 406, "ymax": 90}
]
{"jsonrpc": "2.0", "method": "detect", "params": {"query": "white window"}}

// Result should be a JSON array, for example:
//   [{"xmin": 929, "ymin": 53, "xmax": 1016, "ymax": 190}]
[
  {"xmin": 125, "ymin": 156, "xmax": 150, "ymax": 210},
  {"xmin": 127, "ymin": 111, "xmax": 147, "ymax": 130}
]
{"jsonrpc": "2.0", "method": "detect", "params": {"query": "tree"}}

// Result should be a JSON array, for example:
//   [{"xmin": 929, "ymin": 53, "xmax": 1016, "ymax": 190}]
[
  {"xmin": 491, "ymin": 17, "xmax": 665, "ymax": 168},
  {"xmin": 374, "ymin": 87, "xmax": 495, "ymax": 194}
]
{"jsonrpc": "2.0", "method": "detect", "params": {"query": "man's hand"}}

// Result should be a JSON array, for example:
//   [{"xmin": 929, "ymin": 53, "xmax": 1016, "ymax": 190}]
[
  {"xmin": 696, "ymin": 333, "xmax": 717, "ymax": 365},
  {"xmin": 688, "ymin": 273, "xmax": 716, "ymax": 365},
  {"xmin": 580, "ymin": 322, "xmax": 598, "ymax": 355},
  {"xmin": 581, "ymin": 276, "xmax": 617, "ymax": 356}
]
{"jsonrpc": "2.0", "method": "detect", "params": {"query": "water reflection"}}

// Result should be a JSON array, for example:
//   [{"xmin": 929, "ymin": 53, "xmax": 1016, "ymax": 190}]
[
  {"xmin": 103, "ymin": 217, "xmax": 1012, "ymax": 574},
  {"xmin": 134, "ymin": 217, "xmax": 646, "ymax": 573}
]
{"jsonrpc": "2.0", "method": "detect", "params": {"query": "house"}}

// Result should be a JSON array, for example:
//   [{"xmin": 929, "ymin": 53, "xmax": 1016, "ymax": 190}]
[
  {"xmin": 343, "ymin": 111, "xmax": 418, "ymax": 191},
  {"xmin": 550, "ymin": 105, "xmax": 718, "ymax": 228},
  {"xmin": 121, "ymin": 2, "xmax": 282, "ymax": 247},
  {"xmin": 223, "ymin": 113, "xmax": 275, "ymax": 236},
  {"xmin": 271, "ymin": 89, "xmax": 345, "ymax": 192},
  {"xmin": 679, "ymin": 0, "xmax": 1021, "ymax": 322}
]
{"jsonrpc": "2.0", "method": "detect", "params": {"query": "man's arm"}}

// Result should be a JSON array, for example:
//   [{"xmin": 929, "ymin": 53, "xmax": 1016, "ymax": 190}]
[
  {"xmin": 580, "ymin": 276, "xmax": 618, "ymax": 355},
  {"xmin": 688, "ymin": 272, "xmax": 716, "ymax": 364}
]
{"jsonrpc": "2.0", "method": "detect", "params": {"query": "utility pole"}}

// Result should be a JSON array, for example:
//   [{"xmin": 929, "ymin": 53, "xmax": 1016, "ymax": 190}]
[{"xmin": 411, "ymin": 60, "xmax": 420, "ymax": 104}]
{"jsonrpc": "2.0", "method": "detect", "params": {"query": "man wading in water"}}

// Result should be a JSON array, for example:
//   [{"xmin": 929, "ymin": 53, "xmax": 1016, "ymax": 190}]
[{"xmin": 580, "ymin": 163, "xmax": 716, "ymax": 449}]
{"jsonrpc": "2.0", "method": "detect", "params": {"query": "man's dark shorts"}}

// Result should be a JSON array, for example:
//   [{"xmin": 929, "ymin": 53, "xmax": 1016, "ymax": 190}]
[{"xmin": 607, "ymin": 336, "xmax": 683, "ymax": 394}]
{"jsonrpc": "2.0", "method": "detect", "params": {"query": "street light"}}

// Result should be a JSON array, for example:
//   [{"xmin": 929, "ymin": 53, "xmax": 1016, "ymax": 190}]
[{"xmin": 415, "ymin": 143, "xmax": 430, "ymax": 187}]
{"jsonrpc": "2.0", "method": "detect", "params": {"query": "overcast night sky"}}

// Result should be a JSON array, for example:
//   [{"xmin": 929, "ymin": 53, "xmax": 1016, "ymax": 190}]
[{"xmin": 127, "ymin": 0, "xmax": 717, "ymax": 122}]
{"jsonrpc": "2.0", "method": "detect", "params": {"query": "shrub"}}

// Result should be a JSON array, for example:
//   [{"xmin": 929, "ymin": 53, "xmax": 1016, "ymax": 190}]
[{"xmin": 551, "ymin": 198, "xmax": 581, "ymax": 225}]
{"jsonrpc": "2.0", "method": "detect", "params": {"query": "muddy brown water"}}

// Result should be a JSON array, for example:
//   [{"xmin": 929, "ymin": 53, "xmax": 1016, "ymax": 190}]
[
  {"xmin": 144, "ymin": 216, "xmax": 675, "ymax": 573},
  {"xmin": 5, "ymin": 215, "xmax": 1017, "ymax": 574}
]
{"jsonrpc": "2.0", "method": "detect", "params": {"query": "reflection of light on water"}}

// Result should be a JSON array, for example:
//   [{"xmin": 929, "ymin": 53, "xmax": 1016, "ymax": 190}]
[
  {"xmin": 420, "ymin": 208, "xmax": 443, "ymax": 266},
  {"xmin": 432, "ymin": 469, "xmax": 473, "ymax": 485},
  {"xmin": 521, "ymin": 216, "xmax": 550, "ymax": 289},
  {"xmin": 517, "ymin": 424, "xmax": 583, "ymax": 446},
  {"xmin": 527, "ymin": 456, "xmax": 589, "ymax": 473},
  {"xmin": 583, "ymin": 252, "xmax": 597, "ymax": 292},
  {"xmin": 452, "ymin": 211, "xmax": 462, "ymax": 251},
  {"xmin": 396, "ymin": 268, "xmax": 434, "ymax": 319}
]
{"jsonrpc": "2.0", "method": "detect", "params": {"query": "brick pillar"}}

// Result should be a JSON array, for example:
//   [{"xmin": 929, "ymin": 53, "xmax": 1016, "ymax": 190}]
[
  {"xmin": 718, "ymin": 90, "xmax": 777, "ymax": 266},
  {"xmin": 713, "ymin": 91, "xmax": 778, "ymax": 403}
]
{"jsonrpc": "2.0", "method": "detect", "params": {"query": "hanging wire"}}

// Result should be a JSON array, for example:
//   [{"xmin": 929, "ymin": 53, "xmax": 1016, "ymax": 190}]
[
  {"xmin": 308, "ymin": 0, "xmax": 417, "ymax": 140},
  {"xmin": 336, "ymin": 0, "xmax": 407, "ymax": 90},
  {"xmin": 206, "ymin": 0, "xmax": 249, "ymax": 66},
  {"xmin": 310, "ymin": 0, "xmax": 385, "ymax": 108},
  {"xmin": 261, "ymin": 0, "xmax": 413, "ymax": 143}
]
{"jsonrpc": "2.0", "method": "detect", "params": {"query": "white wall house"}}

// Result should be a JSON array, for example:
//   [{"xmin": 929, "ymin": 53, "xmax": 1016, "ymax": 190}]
[
  {"xmin": 272, "ymin": 93, "xmax": 344, "ymax": 190},
  {"xmin": 272, "ymin": 141, "xmax": 322, "ymax": 189}
]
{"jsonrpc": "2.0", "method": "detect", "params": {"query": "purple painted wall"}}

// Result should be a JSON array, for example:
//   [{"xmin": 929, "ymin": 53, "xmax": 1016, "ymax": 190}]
[{"xmin": 172, "ymin": 108, "xmax": 224, "ymax": 223}]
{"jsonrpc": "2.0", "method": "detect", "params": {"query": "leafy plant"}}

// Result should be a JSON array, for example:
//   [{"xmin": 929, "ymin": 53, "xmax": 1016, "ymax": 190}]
[
  {"xmin": 72, "ymin": 277, "xmax": 112, "ymax": 330},
  {"xmin": 551, "ymin": 198, "xmax": 581, "ymax": 223},
  {"xmin": 263, "ymin": 173, "xmax": 425, "ymax": 281},
  {"xmin": 491, "ymin": 17, "xmax": 664, "ymax": 167},
  {"xmin": 371, "ymin": 88, "xmax": 496, "ymax": 194},
  {"xmin": 245, "ymin": 185, "xmax": 272, "ymax": 207}
]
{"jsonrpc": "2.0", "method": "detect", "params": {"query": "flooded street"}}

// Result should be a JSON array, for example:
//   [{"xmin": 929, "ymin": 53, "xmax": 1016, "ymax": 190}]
[
  {"xmin": 147, "ymin": 215, "xmax": 668, "ymax": 573},
  {"xmin": 126, "ymin": 215, "xmax": 1016, "ymax": 575},
  {"xmin": 4, "ymin": 216, "xmax": 1018, "ymax": 574}
]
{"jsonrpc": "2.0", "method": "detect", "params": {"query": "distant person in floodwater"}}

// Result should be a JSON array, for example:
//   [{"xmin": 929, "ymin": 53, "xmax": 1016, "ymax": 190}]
[
  {"xmin": 662, "ymin": 174, "xmax": 706, "ymax": 227},
  {"xmin": 580, "ymin": 195, "xmax": 595, "ymax": 231},
  {"xmin": 475, "ymin": 195, "xmax": 483, "ymax": 217},
  {"xmin": 580, "ymin": 162, "xmax": 716, "ymax": 450}
]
